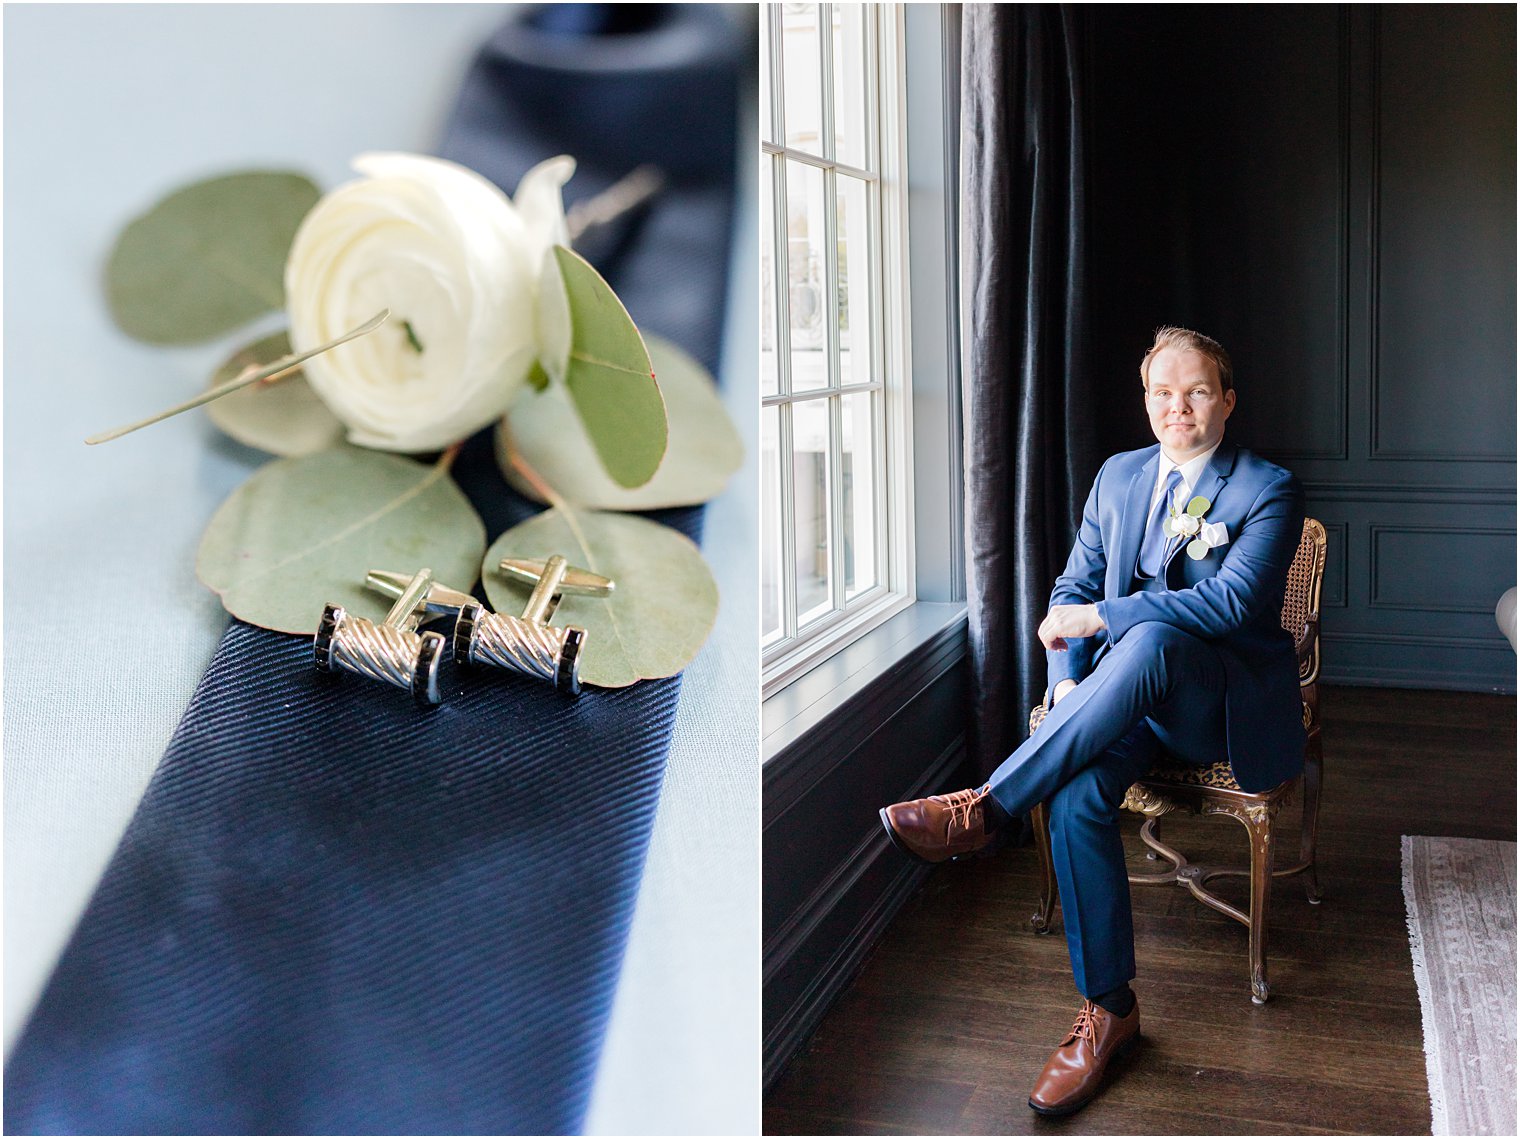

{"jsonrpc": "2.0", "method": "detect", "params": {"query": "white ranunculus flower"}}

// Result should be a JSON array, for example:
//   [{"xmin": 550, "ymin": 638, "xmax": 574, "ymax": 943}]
[
  {"xmin": 1175, "ymin": 512, "xmax": 1201, "ymax": 537},
  {"xmin": 286, "ymin": 152, "xmax": 574, "ymax": 453}
]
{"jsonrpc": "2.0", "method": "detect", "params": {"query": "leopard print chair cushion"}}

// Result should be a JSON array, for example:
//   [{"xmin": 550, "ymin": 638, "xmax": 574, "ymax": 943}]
[{"xmin": 1144, "ymin": 759, "xmax": 1240, "ymax": 790}]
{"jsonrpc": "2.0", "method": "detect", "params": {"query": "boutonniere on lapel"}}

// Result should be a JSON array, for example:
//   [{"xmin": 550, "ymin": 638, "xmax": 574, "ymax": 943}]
[
  {"xmin": 1161, "ymin": 490, "xmax": 1230, "ymax": 560},
  {"xmin": 83, "ymin": 156, "xmax": 743, "ymax": 689}
]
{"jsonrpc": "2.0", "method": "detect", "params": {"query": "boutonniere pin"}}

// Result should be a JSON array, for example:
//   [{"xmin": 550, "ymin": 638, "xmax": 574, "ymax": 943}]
[{"xmin": 1162, "ymin": 491, "xmax": 1230, "ymax": 560}]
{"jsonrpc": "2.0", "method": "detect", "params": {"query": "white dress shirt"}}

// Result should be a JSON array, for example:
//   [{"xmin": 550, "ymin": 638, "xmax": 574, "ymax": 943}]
[{"xmin": 1150, "ymin": 441, "xmax": 1223, "ymax": 512}]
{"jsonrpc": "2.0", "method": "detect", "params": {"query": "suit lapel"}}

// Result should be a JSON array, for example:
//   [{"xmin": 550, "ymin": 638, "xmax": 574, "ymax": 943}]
[
  {"xmin": 1163, "ymin": 442, "xmax": 1237, "ymax": 577},
  {"xmin": 1113, "ymin": 447, "xmax": 1160, "ymax": 590}
]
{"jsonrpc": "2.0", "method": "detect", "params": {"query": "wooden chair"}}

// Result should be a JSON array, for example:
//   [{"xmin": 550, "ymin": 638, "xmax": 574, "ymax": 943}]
[{"xmin": 1028, "ymin": 518, "xmax": 1328, "ymax": 1004}]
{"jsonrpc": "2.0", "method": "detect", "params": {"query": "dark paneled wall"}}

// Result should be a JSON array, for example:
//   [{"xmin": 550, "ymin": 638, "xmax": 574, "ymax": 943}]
[
  {"xmin": 1085, "ymin": 4, "xmax": 1516, "ymax": 691},
  {"xmin": 762, "ymin": 616, "xmax": 969, "ymax": 1086}
]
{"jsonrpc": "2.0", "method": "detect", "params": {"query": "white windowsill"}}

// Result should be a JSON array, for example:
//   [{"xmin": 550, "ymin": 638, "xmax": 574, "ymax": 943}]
[
  {"xmin": 761, "ymin": 587, "xmax": 916, "ymax": 700},
  {"xmin": 762, "ymin": 599, "xmax": 968, "ymax": 763}
]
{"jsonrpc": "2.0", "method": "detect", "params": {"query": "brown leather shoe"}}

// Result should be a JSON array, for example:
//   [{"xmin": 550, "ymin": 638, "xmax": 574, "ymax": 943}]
[
  {"xmin": 878, "ymin": 784, "xmax": 1001, "ymax": 863},
  {"xmin": 1027, "ymin": 999, "xmax": 1141, "ymax": 1116}
]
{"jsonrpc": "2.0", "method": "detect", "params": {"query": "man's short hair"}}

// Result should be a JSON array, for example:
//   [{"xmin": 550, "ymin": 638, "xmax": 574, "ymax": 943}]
[{"xmin": 1139, "ymin": 326, "xmax": 1233, "ymax": 393}]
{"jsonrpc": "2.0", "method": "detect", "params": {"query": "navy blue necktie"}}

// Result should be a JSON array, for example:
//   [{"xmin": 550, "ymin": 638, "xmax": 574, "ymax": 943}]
[
  {"xmin": 1137, "ymin": 468, "xmax": 1182, "ymax": 580},
  {"xmin": 4, "ymin": 6, "xmax": 741, "ymax": 1134}
]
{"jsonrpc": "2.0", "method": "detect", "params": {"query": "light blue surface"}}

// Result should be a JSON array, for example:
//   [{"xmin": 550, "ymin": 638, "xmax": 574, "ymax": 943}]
[
  {"xmin": 3, "ymin": 6, "xmax": 758, "ymax": 1133},
  {"xmin": 584, "ymin": 75, "xmax": 762, "ymax": 1137}
]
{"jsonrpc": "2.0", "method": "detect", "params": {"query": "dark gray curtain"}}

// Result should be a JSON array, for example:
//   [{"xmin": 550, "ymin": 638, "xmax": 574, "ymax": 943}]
[{"xmin": 961, "ymin": 4, "xmax": 1099, "ymax": 780}]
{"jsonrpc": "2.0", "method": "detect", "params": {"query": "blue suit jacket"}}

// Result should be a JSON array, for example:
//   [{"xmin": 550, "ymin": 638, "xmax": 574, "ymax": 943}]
[{"xmin": 1047, "ymin": 441, "xmax": 1307, "ymax": 792}]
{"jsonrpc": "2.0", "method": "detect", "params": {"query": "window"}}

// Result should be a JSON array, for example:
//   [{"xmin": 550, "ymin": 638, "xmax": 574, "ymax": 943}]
[{"xmin": 761, "ymin": 3, "xmax": 913, "ymax": 695}]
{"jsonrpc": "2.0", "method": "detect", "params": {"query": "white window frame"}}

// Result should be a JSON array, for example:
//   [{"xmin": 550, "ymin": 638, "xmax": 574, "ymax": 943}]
[{"xmin": 761, "ymin": 2, "xmax": 915, "ymax": 699}]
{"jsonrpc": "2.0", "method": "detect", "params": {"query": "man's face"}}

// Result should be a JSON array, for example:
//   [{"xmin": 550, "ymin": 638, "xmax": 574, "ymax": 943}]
[{"xmin": 1143, "ymin": 347, "xmax": 1236, "ymax": 460}]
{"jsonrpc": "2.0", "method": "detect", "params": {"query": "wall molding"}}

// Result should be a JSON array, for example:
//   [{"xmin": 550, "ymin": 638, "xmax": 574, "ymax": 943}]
[
  {"xmin": 1301, "ymin": 481, "xmax": 1517, "ymax": 506},
  {"xmin": 763, "ymin": 731, "xmax": 961, "ymax": 977},
  {"xmin": 1322, "ymin": 663, "xmax": 1515, "ymax": 692},
  {"xmin": 1365, "ymin": 3, "xmax": 1383, "ymax": 463},
  {"xmin": 1366, "ymin": 6, "xmax": 1516, "ymax": 464},
  {"xmin": 1321, "ymin": 520, "xmax": 1349, "ymax": 608},
  {"xmin": 1368, "ymin": 450, "xmax": 1518, "ymax": 464},
  {"xmin": 1367, "ymin": 523, "xmax": 1518, "ymax": 613},
  {"xmin": 763, "ymin": 736, "xmax": 963, "ymax": 1089},
  {"xmin": 763, "ymin": 852, "xmax": 927, "ymax": 1090},
  {"xmin": 1269, "ymin": 7, "xmax": 1352, "ymax": 463},
  {"xmin": 1323, "ymin": 629, "xmax": 1515, "ymax": 692},
  {"xmin": 1329, "ymin": 629, "xmax": 1513, "ymax": 650}
]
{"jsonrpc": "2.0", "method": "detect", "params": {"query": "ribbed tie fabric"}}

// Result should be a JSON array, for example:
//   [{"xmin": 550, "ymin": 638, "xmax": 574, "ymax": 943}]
[
  {"xmin": 4, "ymin": 6, "xmax": 741, "ymax": 1134},
  {"xmin": 1136, "ymin": 468, "xmax": 1182, "ymax": 580}
]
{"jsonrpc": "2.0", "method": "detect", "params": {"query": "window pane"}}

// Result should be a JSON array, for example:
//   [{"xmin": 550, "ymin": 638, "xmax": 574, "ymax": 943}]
[
  {"xmin": 761, "ymin": 405, "xmax": 785, "ymax": 646},
  {"xmin": 786, "ymin": 160, "xmax": 830, "ymax": 392},
  {"xmin": 761, "ymin": 160, "xmax": 779, "ymax": 397},
  {"xmin": 760, "ymin": 6, "xmax": 774, "ymax": 144},
  {"xmin": 780, "ymin": 3, "xmax": 822, "ymax": 155},
  {"xmin": 831, "ymin": 3, "xmax": 869, "ymax": 168},
  {"xmin": 792, "ymin": 397, "xmax": 833, "ymax": 625},
  {"xmin": 842, "ymin": 391, "xmax": 879, "ymax": 600},
  {"xmin": 836, "ymin": 173, "xmax": 872, "ymax": 390}
]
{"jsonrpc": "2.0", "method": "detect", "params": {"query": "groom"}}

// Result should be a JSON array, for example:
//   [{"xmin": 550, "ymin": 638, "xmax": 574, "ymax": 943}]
[{"xmin": 881, "ymin": 327, "xmax": 1305, "ymax": 1116}]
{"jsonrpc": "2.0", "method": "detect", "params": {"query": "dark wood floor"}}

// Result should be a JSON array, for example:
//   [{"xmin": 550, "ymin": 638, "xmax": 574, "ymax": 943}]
[{"xmin": 765, "ymin": 686, "xmax": 1517, "ymax": 1136}]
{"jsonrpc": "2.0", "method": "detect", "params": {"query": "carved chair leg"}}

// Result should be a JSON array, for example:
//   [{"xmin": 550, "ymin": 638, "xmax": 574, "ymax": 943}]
[
  {"xmin": 1030, "ymin": 801, "xmax": 1057, "ymax": 934},
  {"xmin": 1299, "ymin": 730, "xmax": 1324, "ymax": 904},
  {"xmin": 1243, "ymin": 806, "xmax": 1278, "ymax": 1004},
  {"xmin": 1137, "ymin": 815, "xmax": 1185, "ymax": 870}
]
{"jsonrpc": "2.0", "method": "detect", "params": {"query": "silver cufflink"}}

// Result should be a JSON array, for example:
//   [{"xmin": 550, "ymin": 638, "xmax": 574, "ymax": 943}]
[
  {"xmin": 364, "ymin": 555, "xmax": 614, "ymax": 697},
  {"xmin": 460, "ymin": 555, "xmax": 613, "ymax": 696},
  {"xmin": 313, "ymin": 568, "xmax": 448, "ymax": 706}
]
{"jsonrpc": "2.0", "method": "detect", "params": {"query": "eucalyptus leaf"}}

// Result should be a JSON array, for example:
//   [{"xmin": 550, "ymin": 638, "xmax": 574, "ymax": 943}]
[
  {"xmin": 1186, "ymin": 495, "xmax": 1211, "ymax": 518},
  {"xmin": 498, "ymin": 334, "xmax": 742, "ymax": 509},
  {"xmin": 205, "ymin": 331, "xmax": 344, "ymax": 456},
  {"xmin": 1187, "ymin": 538, "xmax": 1210, "ymax": 560},
  {"xmin": 482, "ymin": 509, "xmax": 716, "ymax": 688},
  {"xmin": 1161, "ymin": 516, "xmax": 1177, "ymax": 539},
  {"xmin": 553, "ymin": 246, "xmax": 667, "ymax": 488},
  {"xmin": 197, "ymin": 446, "xmax": 485, "ymax": 634},
  {"xmin": 107, "ymin": 171, "xmax": 321, "ymax": 344},
  {"xmin": 536, "ymin": 248, "xmax": 572, "ymax": 384}
]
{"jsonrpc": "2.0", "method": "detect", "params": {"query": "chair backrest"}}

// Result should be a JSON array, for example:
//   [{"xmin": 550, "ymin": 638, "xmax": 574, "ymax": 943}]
[{"xmin": 1279, "ymin": 518, "xmax": 1328, "ymax": 687}]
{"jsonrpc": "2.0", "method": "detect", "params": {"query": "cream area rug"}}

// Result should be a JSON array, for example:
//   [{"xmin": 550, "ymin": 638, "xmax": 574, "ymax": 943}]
[{"xmin": 1401, "ymin": 835, "xmax": 1517, "ymax": 1136}]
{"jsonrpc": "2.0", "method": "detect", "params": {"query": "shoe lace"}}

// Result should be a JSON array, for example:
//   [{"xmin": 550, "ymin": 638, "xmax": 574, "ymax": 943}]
[
  {"xmin": 933, "ymin": 784, "xmax": 992, "ymax": 833},
  {"xmin": 1068, "ymin": 1001, "xmax": 1100, "ymax": 1048}
]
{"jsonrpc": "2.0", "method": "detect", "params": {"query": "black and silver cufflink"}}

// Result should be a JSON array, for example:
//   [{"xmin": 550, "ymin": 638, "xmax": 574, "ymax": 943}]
[{"xmin": 314, "ymin": 568, "xmax": 448, "ymax": 706}]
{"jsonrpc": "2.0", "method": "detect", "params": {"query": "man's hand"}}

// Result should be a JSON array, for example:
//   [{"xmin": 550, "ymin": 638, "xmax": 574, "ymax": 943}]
[
  {"xmin": 1038, "ymin": 603, "xmax": 1105, "ymax": 651},
  {"xmin": 1051, "ymin": 678, "xmax": 1078, "ymax": 705}
]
